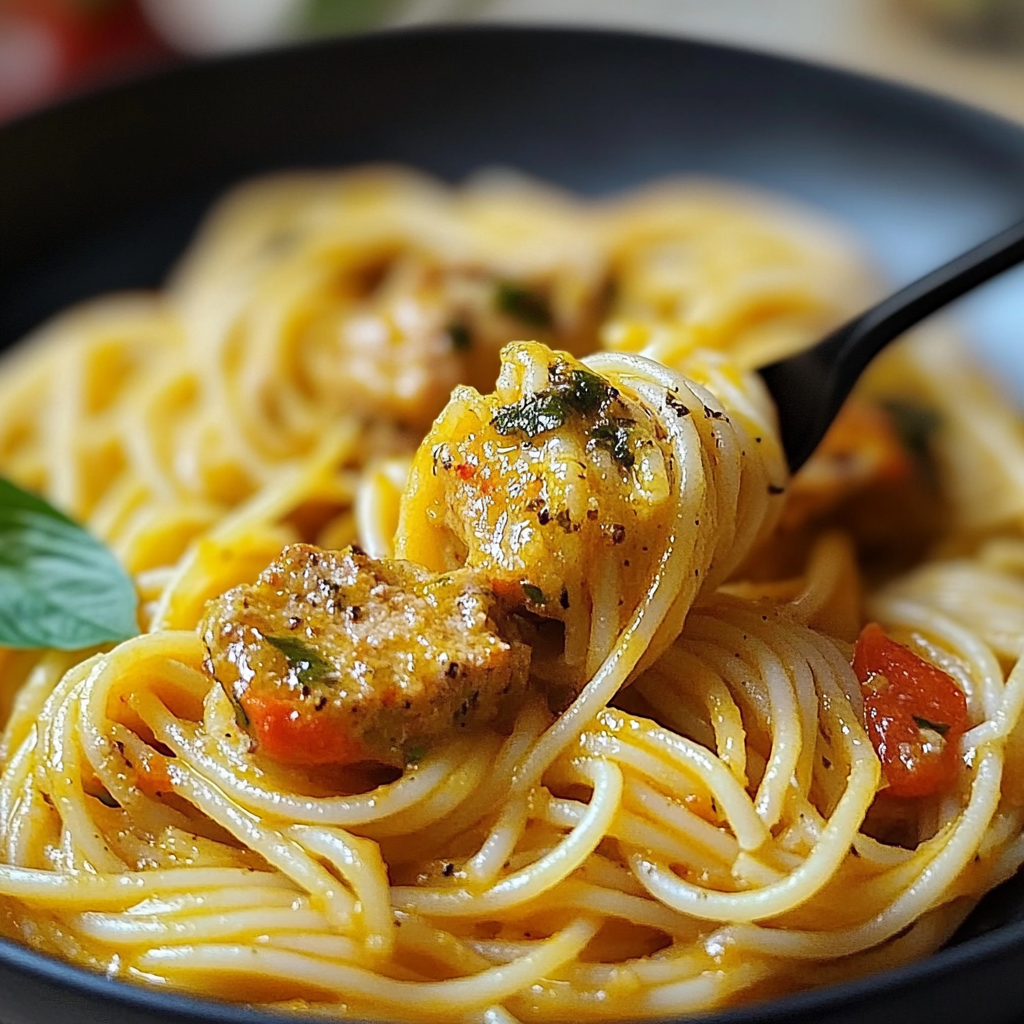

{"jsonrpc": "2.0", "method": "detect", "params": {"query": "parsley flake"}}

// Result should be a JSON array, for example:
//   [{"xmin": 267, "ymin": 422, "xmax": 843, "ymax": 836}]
[
  {"xmin": 406, "ymin": 743, "xmax": 428, "ymax": 764},
  {"xmin": 266, "ymin": 634, "xmax": 335, "ymax": 687},
  {"xmin": 589, "ymin": 418, "xmax": 636, "ymax": 468},
  {"xmin": 494, "ymin": 282, "xmax": 553, "ymax": 329},
  {"xmin": 491, "ymin": 361, "xmax": 617, "ymax": 440},
  {"xmin": 447, "ymin": 322, "xmax": 472, "ymax": 352}
]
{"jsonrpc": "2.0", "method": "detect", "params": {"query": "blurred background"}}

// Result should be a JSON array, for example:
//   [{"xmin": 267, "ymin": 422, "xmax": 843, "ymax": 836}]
[{"xmin": 2, "ymin": 0, "xmax": 1024, "ymax": 125}]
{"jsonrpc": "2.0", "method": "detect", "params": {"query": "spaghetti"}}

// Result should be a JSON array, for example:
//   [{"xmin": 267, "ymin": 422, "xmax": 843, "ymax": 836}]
[{"xmin": 0, "ymin": 167, "xmax": 1023, "ymax": 1021}]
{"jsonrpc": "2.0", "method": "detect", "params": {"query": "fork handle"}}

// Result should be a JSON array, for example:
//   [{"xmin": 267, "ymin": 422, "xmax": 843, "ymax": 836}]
[{"xmin": 759, "ymin": 218, "xmax": 1024, "ymax": 472}]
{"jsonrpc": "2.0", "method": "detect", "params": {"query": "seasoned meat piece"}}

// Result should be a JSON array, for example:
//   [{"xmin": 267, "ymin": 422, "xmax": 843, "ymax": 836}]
[
  {"xmin": 311, "ymin": 256, "xmax": 607, "ymax": 431},
  {"xmin": 741, "ymin": 397, "xmax": 947, "ymax": 583},
  {"xmin": 395, "ymin": 342, "xmax": 673, "ymax": 690},
  {"xmin": 397, "ymin": 342, "xmax": 671, "ymax": 605},
  {"xmin": 200, "ymin": 544, "xmax": 530, "ymax": 768}
]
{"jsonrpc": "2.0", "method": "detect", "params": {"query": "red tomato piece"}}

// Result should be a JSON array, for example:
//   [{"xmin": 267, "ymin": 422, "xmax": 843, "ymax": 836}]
[
  {"xmin": 240, "ymin": 691, "xmax": 372, "ymax": 768},
  {"xmin": 853, "ymin": 622, "xmax": 968, "ymax": 798}
]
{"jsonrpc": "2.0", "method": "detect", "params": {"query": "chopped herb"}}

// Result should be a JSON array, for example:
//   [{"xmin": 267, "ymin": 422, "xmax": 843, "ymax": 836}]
[
  {"xmin": 491, "ymin": 361, "xmax": 617, "ymax": 440},
  {"xmin": 494, "ymin": 282, "xmax": 553, "ymax": 329},
  {"xmin": 266, "ymin": 634, "xmax": 335, "ymax": 687},
  {"xmin": 548, "ymin": 362, "xmax": 611, "ymax": 414},
  {"xmin": 406, "ymin": 743, "xmax": 428, "ymax": 764},
  {"xmin": 447, "ymin": 322, "xmax": 473, "ymax": 352},
  {"xmin": 491, "ymin": 391, "xmax": 572, "ymax": 438},
  {"xmin": 882, "ymin": 399, "xmax": 942, "ymax": 471},
  {"xmin": 222, "ymin": 682, "xmax": 250, "ymax": 729},
  {"xmin": 521, "ymin": 582, "xmax": 545, "ymax": 605},
  {"xmin": 589, "ymin": 418, "xmax": 636, "ymax": 469},
  {"xmin": 913, "ymin": 715, "xmax": 950, "ymax": 736}
]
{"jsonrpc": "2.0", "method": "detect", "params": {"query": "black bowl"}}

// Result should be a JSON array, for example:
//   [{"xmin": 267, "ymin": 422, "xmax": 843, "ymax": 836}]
[{"xmin": 3, "ymin": 25, "xmax": 1024, "ymax": 1024}]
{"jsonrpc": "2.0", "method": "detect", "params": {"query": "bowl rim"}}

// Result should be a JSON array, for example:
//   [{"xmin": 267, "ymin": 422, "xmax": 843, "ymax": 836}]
[
  {"xmin": 3, "ymin": 20, "xmax": 1024, "ymax": 1024},
  {"xmin": 4, "ymin": 15, "xmax": 1024, "ymax": 144}
]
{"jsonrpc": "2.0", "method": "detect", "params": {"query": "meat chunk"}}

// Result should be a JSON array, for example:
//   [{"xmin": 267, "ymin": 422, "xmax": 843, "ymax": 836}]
[
  {"xmin": 396, "ymin": 342, "xmax": 670, "ymax": 600},
  {"xmin": 311, "ymin": 257, "xmax": 606, "ymax": 431},
  {"xmin": 395, "ymin": 341, "xmax": 673, "ymax": 693},
  {"xmin": 200, "ymin": 544, "xmax": 530, "ymax": 768},
  {"xmin": 780, "ymin": 397, "xmax": 916, "ymax": 530},
  {"xmin": 741, "ymin": 396, "xmax": 947, "ymax": 582}
]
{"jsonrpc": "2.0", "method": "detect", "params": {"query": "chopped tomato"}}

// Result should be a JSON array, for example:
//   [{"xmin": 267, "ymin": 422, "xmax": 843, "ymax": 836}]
[
  {"xmin": 853, "ymin": 623, "xmax": 968, "ymax": 798},
  {"xmin": 240, "ymin": 692, "xmax": 372, "ymax": 768}
]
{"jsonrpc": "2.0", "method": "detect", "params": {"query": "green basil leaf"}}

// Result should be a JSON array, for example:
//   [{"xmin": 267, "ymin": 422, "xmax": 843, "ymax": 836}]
[{"xmin": 0, "ymin": 477, "xmax": 138, "ymax": 650}]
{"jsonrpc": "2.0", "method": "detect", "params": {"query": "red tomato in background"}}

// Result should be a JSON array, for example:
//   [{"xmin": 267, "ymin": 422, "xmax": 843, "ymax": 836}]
[{"xmin": 0, "ymin": 0, "xmax": 166, "ymax": 120}]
